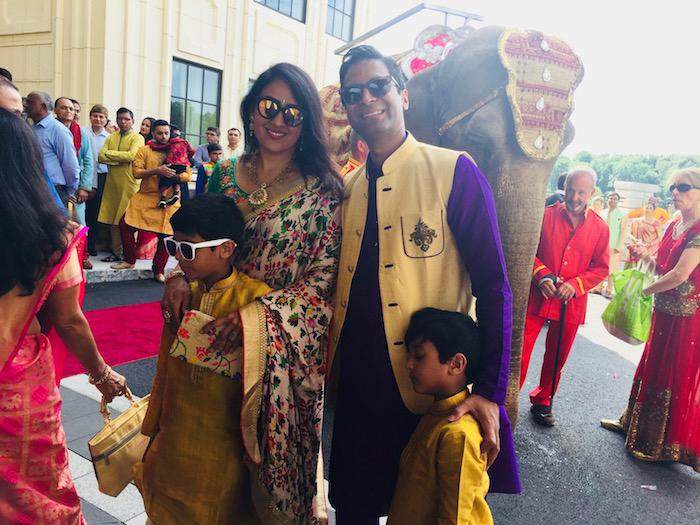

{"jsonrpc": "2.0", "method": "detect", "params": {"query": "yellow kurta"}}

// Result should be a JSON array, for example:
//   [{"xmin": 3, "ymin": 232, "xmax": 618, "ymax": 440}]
[
  {"xmin": 135, "ymin": 269, "xmax": 271, "ymax": 525},
  {"xmin": 124, "ymin": 145, "xmax": 192, "ymax": 235},
  {"xmin": 387, "ymin": 391, "xmax": 493, "ymax": 525},
  {"xmin": 97, "ymin": 130, "xmax": 145, "ymax": 225}
]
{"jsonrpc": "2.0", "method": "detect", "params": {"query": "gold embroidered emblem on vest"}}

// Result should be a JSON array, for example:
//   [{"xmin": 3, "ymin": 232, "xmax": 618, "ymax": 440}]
[{"xmin": 409, "ymin": 218, "xmax": 438, "ymax": 252}]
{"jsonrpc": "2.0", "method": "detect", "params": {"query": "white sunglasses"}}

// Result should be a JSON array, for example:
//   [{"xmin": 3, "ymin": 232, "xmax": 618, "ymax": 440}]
[{"xmin": 163, "ymin": 236, "xmax": 235, "ymax": 261}]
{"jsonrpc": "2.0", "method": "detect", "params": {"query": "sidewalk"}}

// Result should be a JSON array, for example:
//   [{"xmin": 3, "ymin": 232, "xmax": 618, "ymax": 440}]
[{"xmin": 84, "ymin": 252, "xmax": 177, "ymax": 285}]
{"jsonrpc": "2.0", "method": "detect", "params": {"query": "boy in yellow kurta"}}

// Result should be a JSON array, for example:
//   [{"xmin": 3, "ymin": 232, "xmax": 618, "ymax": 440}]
[
  {"xmin": 388, "ymin": 308, "xmax": 493, "ymax": 525},
  {"xmin": 134, "ymin": 193, "xmax": 271, "ymax": 525}
]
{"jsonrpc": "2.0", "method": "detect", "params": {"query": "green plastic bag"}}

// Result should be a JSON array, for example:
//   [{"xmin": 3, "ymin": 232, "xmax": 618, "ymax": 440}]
[{"xmin": 601, "ymin": 268, "xmax": 653, "ymax": 345}]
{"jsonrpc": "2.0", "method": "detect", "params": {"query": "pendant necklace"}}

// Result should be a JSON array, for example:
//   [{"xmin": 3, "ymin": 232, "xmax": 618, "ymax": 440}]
[{"xmin": 247, "ymin": 155, "xmax": 294, "ymax": 207}]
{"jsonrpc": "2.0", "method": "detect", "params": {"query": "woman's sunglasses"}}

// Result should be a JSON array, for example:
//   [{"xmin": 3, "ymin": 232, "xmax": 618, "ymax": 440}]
[
  {"xmin": 339, "ymin": 76, "xmax": 397, "ymax": 106},
  {"xmin": 256, "ymin": 96, "xmax": 304, "ymax": 127},
  {"xmin": 164, "ymin": 236, "xmax": 235, "ymax": 261},
  {"xmin": 669, "ymin": 183, "xmax": 700, "ymax": 193}
]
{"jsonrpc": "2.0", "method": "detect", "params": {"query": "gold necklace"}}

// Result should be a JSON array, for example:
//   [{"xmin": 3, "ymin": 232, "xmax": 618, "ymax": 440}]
[{"xmin": 246, "ymin": 155, "xmax": 295, "ymax": 207}]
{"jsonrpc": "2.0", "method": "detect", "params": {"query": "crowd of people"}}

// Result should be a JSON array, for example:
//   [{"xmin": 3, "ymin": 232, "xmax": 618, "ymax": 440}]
[{"xmin": 0, "ymin": 43, "xmax": 697, "ymax": 525}]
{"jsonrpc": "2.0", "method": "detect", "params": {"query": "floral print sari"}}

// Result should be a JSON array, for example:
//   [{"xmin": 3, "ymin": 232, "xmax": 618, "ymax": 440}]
[{"xmin": 211, "ymin": 159, "xmax": 341, "ymax": 524}]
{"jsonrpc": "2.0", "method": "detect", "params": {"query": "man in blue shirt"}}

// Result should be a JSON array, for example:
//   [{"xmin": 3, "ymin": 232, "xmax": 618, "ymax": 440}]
[
  {"xmin": 26, "ymin": 91, "xmax": 79, "ymax": 207},
  {"xmin": 192, "ymin": 126, "xmax": 220, "ymax": 168}
]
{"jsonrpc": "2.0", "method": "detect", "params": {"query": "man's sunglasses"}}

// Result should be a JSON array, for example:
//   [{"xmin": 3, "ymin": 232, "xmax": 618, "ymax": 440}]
[
  {"xmin": 339, "ymin": 76, "xmax": 398, "ymax": 106},
  {"xmin": 164, "ymin": 236, "xmax": 235, "ymax": 261},
  {"xmin": 256, "ymin": 96, "xmax": 304, "ymax": 127},
  {"xmin": 669, "ymin": 183, "xmax": 700, "ymax": 193}
]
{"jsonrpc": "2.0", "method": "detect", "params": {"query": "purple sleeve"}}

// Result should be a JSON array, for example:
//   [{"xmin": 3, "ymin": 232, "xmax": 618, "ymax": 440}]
[{"xmin": 447, "ymin": 155, "xmax": 512, "ymax": 404}]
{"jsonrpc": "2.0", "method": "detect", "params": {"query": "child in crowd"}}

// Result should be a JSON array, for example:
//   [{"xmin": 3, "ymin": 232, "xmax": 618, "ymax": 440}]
[
  {"xmin": 195, "ymin": 143, "xmax": 224, "ymax": 195},
  {"xmin": 150, "ymin": 134, "xmax": 195, "ymax": 207},
  {"xmin": 388, "ymin": 308, "xmax": 493, "ymax": 525},
  {"xmin": 134, "ymin": 193, "xmax": 271, "ymax": 524}
]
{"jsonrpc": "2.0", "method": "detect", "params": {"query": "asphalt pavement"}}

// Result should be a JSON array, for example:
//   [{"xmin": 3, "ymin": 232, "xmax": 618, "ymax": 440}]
[{"xmin": 71, "ymin": 281, "xmax": 699, "ymax": 524}]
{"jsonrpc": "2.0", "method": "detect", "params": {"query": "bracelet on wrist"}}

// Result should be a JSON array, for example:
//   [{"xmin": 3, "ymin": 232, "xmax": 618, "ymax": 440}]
[
  {"xmin": 88, "ymin": 365, "xmax": 112, "ymax": 386},
  {"xmin": 165, "ymin": 269, "xmax": 187, "ymax": 283}
]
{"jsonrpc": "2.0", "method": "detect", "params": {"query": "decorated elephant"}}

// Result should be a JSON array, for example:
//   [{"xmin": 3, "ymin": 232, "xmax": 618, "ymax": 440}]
[{"xmin": 321, "ymin": 25, "xmax": 584, "ymax": 423}]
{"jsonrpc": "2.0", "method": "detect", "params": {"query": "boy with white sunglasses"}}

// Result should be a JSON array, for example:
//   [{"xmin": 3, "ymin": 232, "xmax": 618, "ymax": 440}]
[{"xmin": 134, "ymin": 193, "xmax": 271, "ymax": 523}]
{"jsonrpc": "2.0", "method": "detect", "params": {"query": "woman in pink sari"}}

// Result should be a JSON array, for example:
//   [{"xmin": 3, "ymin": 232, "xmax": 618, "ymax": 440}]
[{"xmin": 0, "ymin": 109, "xmax": 127, "ymax": 524}]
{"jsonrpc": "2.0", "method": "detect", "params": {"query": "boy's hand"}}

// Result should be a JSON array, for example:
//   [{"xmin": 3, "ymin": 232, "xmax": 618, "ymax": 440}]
[
  {"xmin": 161, "ymin": 274, "xmax": 190, "ymax": 332},
  {"xmin": 448, "ymin": 394, "xmax": 500, "ymax": 467},
  {"xmin": 203, "ymin": 311, "xmax": 242, "ymax": 352}
]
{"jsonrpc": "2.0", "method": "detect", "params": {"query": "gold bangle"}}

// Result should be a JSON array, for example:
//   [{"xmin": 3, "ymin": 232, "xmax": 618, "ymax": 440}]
[
  {"xmin": 165, "ymin": 269, "xmax": 187, "ymax": 283},
  {"xmin": 88, "ymin": 365, "xmax": 112, "ymax": 386}
]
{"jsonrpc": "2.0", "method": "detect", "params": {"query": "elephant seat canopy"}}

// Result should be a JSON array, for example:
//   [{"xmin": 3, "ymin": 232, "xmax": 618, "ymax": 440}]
[{"xmin": 498, "ymin": 29, "xmax": 584, "ymax": 161}]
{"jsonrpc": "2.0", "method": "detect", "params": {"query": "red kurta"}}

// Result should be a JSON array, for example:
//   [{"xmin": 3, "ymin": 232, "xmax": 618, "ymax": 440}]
[
  {"xmin": 521, "ymin": 203, "xmax": 610, "ymax": 406},
  {"xmin": 529, "ymin": 203, "xmax": 610, "ymax": 325}
]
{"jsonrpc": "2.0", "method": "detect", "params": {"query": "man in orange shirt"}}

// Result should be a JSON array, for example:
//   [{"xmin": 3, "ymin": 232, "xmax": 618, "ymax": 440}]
[{"xmin": 520, "ymin": 166, "xmax": 610, "ymax": 426}]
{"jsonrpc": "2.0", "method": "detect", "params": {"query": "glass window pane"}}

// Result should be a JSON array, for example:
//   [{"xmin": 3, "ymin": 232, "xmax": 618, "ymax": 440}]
[
  {"xmin": 328, "ymin": 0, "xmax": 335, "ymax": 8},
  {"xmin": 186, "ymin": 100, "xmax": 202, "ymax": 137},
  {"xmin": 326, "ymin": 8, "xmax": 334, "ymax": 34},
  {"xmin": 202, "ymin": 104, "xmax": 218, "ymax": 131},
  {"xmin": 291, "ymin": 0, "xmax": 304, "ymax": 21},
  {"xmin": 187, "ymin": 66, "xmax": 203, "ymax": 101},
  {"xmin": 333, "ymin": 11, "xmax": 343, "ymax": 37},
  {"xmin": 203, "ymin": 70, "xmax": 219, "ymax": 105},
  {"xmin": 186, "ymin": 134, "xmax": 200, "ymax": 148},
  {"xmin": 279, "ymin": 0, "xmax": 291, "ymax": 16},
  {"xmin": 345, "ymin": 0, "xmax": 355, "ymax": 15},
  {"xmin": 170, "ymin": 98, "xmax": 185, "ymax": 130},
  {"xmin": 342, "ymin": 14, "xmax": 352, "ymax": 41},
  {"xmin": 172, "ymin": 61, "xmax": 187, "ymax": 98}
]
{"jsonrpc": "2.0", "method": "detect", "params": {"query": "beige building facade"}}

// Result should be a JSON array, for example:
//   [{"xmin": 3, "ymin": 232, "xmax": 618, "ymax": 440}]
[{"xmin": 0, "ymin": 0, "xmax": 369, "ymax": 143}]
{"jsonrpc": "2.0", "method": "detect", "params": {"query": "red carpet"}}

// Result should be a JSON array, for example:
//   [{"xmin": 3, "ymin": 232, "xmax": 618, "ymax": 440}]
[{"xmin": 61, "ymin": 301, "xmax": 163, "ymax": 379}]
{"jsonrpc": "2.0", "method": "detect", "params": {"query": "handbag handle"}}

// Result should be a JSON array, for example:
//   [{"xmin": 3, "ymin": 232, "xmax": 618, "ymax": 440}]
[{"xmin": 99, "ymin": 388, "xmax": 137, "ymax": 424}]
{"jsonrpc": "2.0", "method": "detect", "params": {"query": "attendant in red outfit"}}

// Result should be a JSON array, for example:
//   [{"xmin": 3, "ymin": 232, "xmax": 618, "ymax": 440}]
[{"xmin": 520, "ymin": 167, "xmax": 610, "ymax": 426}]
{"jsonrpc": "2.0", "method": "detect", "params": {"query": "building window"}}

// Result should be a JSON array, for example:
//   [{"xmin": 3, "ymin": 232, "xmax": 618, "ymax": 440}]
[
  {"xmin": 326, "ymin": 0, "xmax": 354, "ymax": 41},
  {"xmin": 170, "ymin": 59, "xmax": 221, "ymax": 147},
  {"xmin": 255, "ymin": 0, "xmax": 306, "ymax": 23}
]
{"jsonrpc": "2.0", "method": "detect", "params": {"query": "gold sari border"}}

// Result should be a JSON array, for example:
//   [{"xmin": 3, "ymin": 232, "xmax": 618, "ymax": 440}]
[{"xmin": 241, "ymin": 299, "xmax": 267, "ymax": 465}]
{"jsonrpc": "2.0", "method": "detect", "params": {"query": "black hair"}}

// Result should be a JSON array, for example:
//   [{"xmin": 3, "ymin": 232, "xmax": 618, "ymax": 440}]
[
  {"xmin": 207, "ymin": 143, "xmax": 223, "ymax": 154},
  {"xmin": 228, "ymin": 127, "xmax": 241, "ymax": 134},
  {"xmin": 0, "ymin": 67, "xmax": 12, "ymax": 81},
  {"xmin": 140, "ymin": 116, "xmax": 156, "ymax": 141},
  {"xmin": 405, "ymin": 308, "xmax": 481, "ymax": 382},
  {"xmin": 241, "ymin": 62, "xmax": 343, "ymax": 200},
  {"xmin": 170, "ymin": 193, "xmax": 245, "ymax": 247},
  {"xmin": 206, "ymin": 126, "xmax": 220, "ymax": 135},
  {"xmin": 69, "ymin": 98, "xmax": 79, "ymax": 107},
  {"xmin": 151, "ymin": 119, "xmax": 169, "ymax": 130},
  {"xmin": 116, "ymin": 107, "xmax": 134, "ymax": 119},
  {"xmin": 170, "ymin": 125, "xmax": 180, "ymax": 132},
  {"xmin": 339, "ymin": 45, "xmax": 406, "ymax": 91},
  {"xmin": 0, "ymin": 108, "xmax": 69, "ymax": 296},
  {"xmin": 608, "ymin": 192, "xmax": 620, "ymax": 199}
]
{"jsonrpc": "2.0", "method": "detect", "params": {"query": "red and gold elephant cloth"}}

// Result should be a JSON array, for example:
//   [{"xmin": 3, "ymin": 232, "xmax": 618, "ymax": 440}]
[{"xmin": 498, "ymin": 29, "xmax": 584, "ymax": 161}]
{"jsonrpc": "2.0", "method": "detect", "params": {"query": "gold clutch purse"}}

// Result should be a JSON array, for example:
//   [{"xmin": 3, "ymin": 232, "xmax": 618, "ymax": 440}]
[
  {"xmin": 88, "ymin": 389, "xmax": 150, "ymax": 497},
  {"xmin": 168, "ymin": 309, "xmax": 242, "ymax": 379}
]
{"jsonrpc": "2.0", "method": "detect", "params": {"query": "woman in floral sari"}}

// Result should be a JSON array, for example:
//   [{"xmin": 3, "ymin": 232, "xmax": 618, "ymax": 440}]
[
  {"xmin": 602, "ymin": 168, "xmax": 700, "ymax": 472},
  {"xmin": 163, "ymin": 63, "xmax": 342, "ymax": 524},
  {"xmin": 0, "ymin": 108, "xmax": 127, "ymax": 523}
]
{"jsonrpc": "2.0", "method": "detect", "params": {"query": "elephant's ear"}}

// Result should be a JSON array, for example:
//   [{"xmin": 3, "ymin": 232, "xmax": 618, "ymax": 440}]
[{"xmin": 498, "ymin": 29, "xmax": 584, "ymax": 160}]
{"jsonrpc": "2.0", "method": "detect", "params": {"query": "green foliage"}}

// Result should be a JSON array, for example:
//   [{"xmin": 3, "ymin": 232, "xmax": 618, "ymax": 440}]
[{"xmin": 549, "ymin": 153, "xmax": 700, "ymax": 194}]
